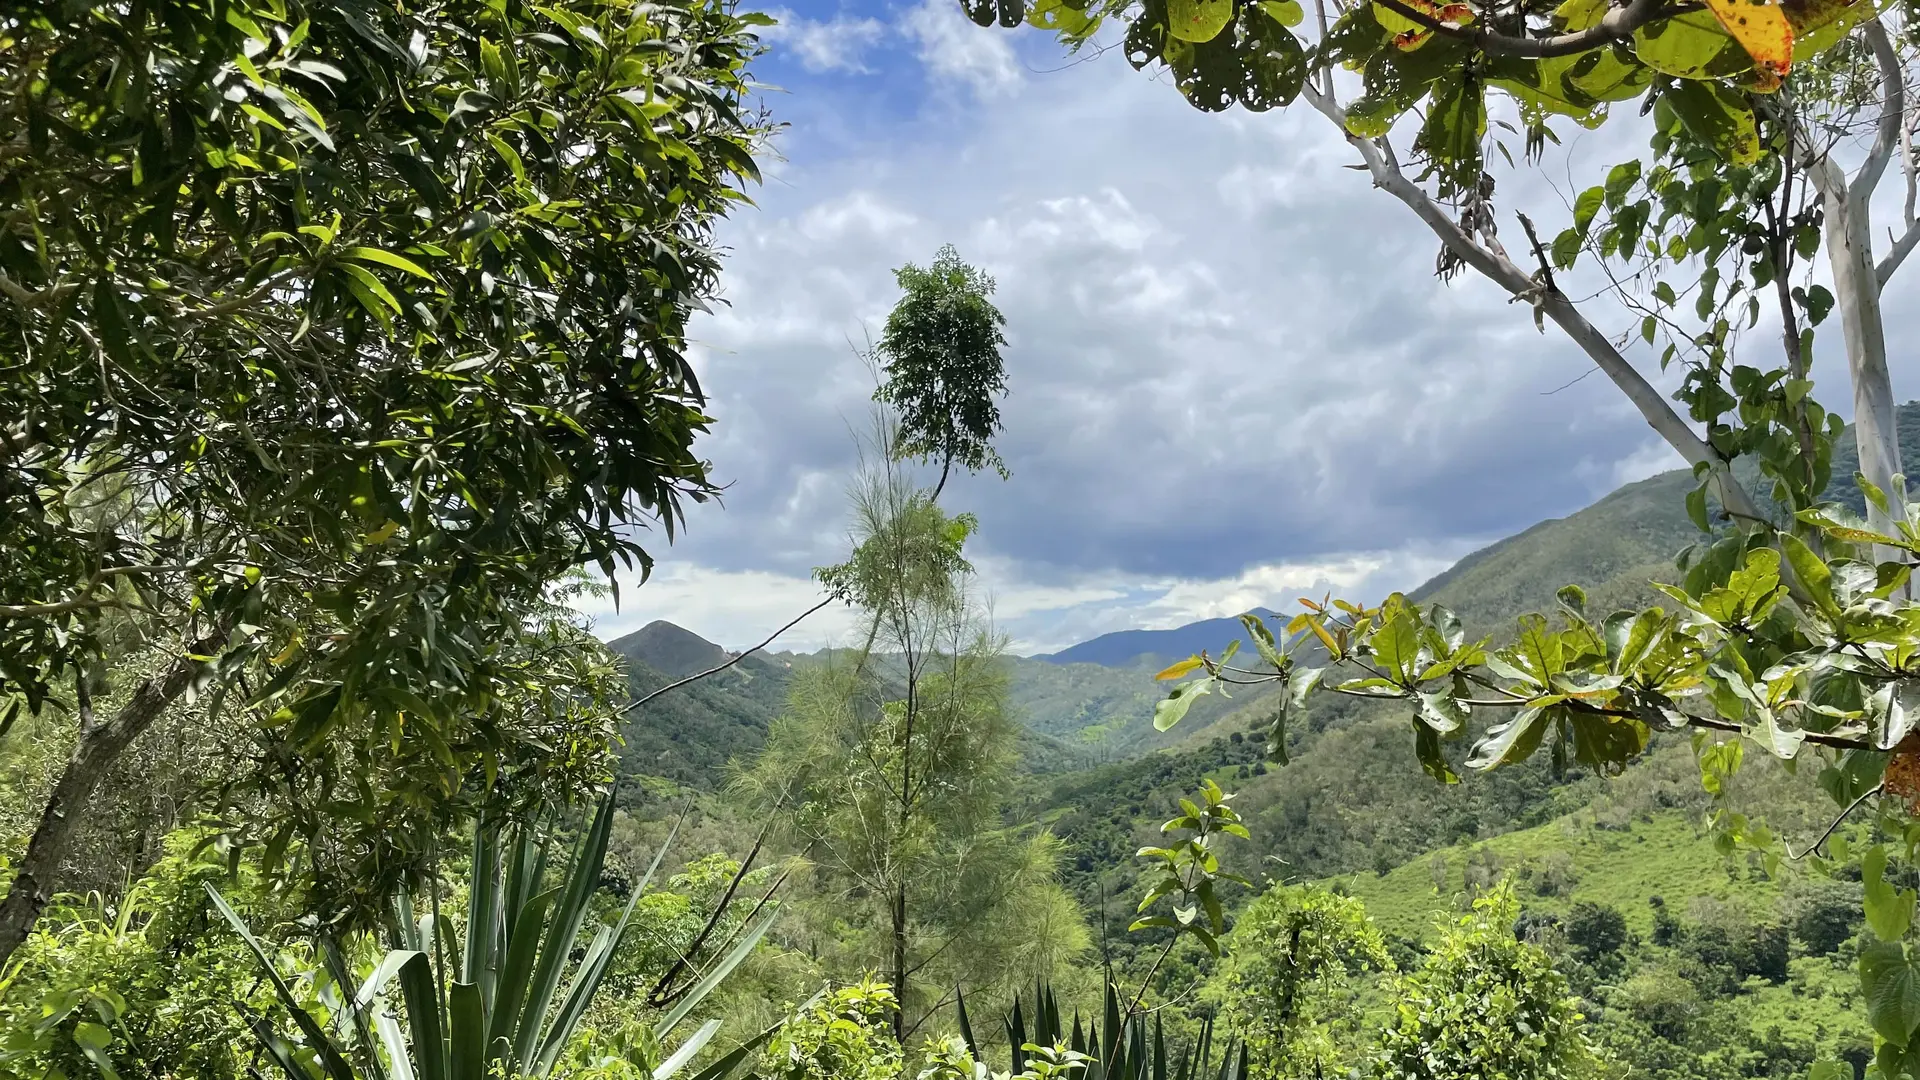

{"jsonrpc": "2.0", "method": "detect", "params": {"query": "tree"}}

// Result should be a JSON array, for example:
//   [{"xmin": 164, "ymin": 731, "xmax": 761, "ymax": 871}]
[
  {"xmin": 1369, "ymin": 883, "xmax": 1605, "ymax": 1080},
  {"xmin": 0, "ymin": 0, "xmax": 769, "ymax": 960},
  {"xmin": 1211, "ymin": 882, "xmax": 1393, "ymax": 1078},
  {"xmin": 741, "ymin": 427, "xmax": 1080, "ymax": 1039},
  {"xmin": 872, "ymin": 245, "xmax": 1012, "ymax": 501}
]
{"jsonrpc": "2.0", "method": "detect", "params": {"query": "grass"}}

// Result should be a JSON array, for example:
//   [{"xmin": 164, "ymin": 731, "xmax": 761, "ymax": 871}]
[{"xmin": 1323, "ymin": 806, "xmax": 1781, "ymax": 942}]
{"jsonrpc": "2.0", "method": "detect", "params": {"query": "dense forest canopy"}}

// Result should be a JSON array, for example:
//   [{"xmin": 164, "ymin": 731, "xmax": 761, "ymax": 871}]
[{"xmin": 3, "ymin": 0, "xmax": 1920, "ymax": 1078}]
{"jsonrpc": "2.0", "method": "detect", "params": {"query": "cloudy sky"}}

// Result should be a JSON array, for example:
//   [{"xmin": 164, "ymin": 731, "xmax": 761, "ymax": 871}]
[{"xmin": 579, "ymin": 0, "xmax": 1916, "ymax": 656}]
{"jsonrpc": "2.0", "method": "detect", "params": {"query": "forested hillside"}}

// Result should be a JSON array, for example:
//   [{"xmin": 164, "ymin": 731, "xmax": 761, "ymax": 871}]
[{"xmin": 8, "ymin": 0, "xmax": 1917, "ymax": 1074}]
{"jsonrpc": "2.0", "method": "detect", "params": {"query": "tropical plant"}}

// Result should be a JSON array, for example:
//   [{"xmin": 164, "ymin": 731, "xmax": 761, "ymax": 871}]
[
  {"xmin": 932, "ymin": 981, "xmax": 1248, "ymax": 1080},
  {"xmin": 1126, "ymin": 778, "xmax": 1250, "ymax": 1010},
  {"xmin": 764, "ymin": 978, "xmax": 904, "ymax": 1080},
  {"xmin": 872, "ymin": 245, "xmax": 1012, "ymax": 500},
  {"xmin": 1210, "ymin": 883, "xmax": 1393, "ymax": 1078},
  {"xmin": 744, "ymin": 421, "xmax": 1082, "ymax": 1038},
  {"xmin": 208, "ymin": 793, "xmax": 780, "ymax": 1080},
  {"xmin": 0, "ymin": 0, "xmax": 769, "ymax": 962},
  {"xmin": 1369, "ymin": 883, "xmax": 1604, "ymax": 1080},
  {"xmin": 0, "ymin": 837, "xmax": 294, "ymax": 1079}
]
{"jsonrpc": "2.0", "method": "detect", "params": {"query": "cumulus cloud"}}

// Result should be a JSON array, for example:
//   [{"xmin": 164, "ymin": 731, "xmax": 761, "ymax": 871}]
[
  {"xmin": 903, "ymin": 0, "xmax": 1023, "ymax": 98},
  {"xmin": 760, "ymin": 8, "xmax": 888, "ymax": 74},
  {"xmin": 587, "ymin": 7, "xmax": 1916, "ymax": 655}
]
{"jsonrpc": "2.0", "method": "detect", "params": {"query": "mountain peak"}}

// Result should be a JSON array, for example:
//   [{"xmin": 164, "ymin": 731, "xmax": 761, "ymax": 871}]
[
  {"xmin": 605, "ymin": 619, "xmax": 731, "ymax": 679},
  {"xmin": 1036, "ymin": 608, "xmax": 1281, "ymax": 668}
]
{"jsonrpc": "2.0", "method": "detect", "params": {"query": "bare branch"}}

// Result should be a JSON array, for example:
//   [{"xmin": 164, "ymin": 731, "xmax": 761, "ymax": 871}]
[
  {"xmin": 1851, "ymin": 19, "xmax": 1904, "ymax": 205},
  {"xmin": 1300, "ymin": 84, "xmax": 1768, "ymax": 527},
  {"xmin": 1880, "ymin": 219, "xmax": 1920, "ymax": 286},
  {"xmin": 1371, "ymin": 0, "xmax": 1690, "ymax": 58},
  {"xmin": 621, "ymin": 596, "xmax": 834, "ymax": 716}
]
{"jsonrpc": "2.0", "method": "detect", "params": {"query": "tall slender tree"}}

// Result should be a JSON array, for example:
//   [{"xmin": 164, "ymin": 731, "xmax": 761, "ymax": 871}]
[
  {"xmin": 741, "ymin": 422, "xmax": 1083, "ymax": 1039},
  {"xmin": 873, "ymin": 246, "xmax": 1013, "ymax": 501}
]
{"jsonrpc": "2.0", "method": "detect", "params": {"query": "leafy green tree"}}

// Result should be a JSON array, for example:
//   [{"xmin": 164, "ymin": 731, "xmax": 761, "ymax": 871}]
[
  {"xmin": 763, "ymin": 979, "xmax": 903, "ymax": 1080},
  {"xmin": 0, "ymin": 0, "xmax": 768, "ymax": 960},
  {"xmin": 1370, "ymin": 883, "xmax": 1605, "ymax": 1080},
  {"xmin": 873, "ymin": 246, "xmax": 1011, "ymax": 500},
  {"xmin": 743, "ymin": 433, "xmax": 1081, "ymax": 1039},
  {"xmin": 1564, "ymin": 900, "xmax": 1628, "ymax": 961},
  {"xmin": 1211, "ymin": 883, "xmax": 1392, "ymax": 1078}
]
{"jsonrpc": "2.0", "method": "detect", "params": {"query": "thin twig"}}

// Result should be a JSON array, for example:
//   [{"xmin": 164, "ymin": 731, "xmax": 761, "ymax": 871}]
[
  {"xmin": 621, "ymin": 596, "xmax": 833, "ymax": 716},
  {"xmin": 1788, "ymin": 783, "xmax": 1883, "ymax": 859}
]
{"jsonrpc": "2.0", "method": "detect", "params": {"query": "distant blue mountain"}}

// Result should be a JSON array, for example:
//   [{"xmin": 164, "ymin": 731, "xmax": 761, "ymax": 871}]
[{"xmin": 1035, "ymin": 608, "xmax": 1281, "ymax": 667}]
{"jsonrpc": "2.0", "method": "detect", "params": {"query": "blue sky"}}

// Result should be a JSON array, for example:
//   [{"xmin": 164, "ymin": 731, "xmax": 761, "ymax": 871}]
[{"xmin": 578, "ymin": 0, "xmax": 1917, "ymax": 655}]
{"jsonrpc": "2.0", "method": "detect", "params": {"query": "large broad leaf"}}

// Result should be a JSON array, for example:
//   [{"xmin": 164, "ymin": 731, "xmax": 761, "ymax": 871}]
[
  {"xmin": 1700, "ymin": 0, "xmax": 1793, "ymax": 81},
  {"xmin": 1168, "ymin": 0, "xmax": 1234, "ymax": 41},
  {"xmin": 1155, "ymin": 679, "xmax": 1213, "ymax": 730},
  {"xmin": 1861, "ymin": 940, "xmax": 1920, "ymax": 1046},
  {"xmin": 1634, "ymin": 10, "xmax": 1747, "ymax": 77},
  {"xmin": 1467, "ymin": 706, "xmax": 1550, "ymax": 769},
  {"xmin": 1866, "ymin": 846, "xmax": 1917, "ymax": 942}
]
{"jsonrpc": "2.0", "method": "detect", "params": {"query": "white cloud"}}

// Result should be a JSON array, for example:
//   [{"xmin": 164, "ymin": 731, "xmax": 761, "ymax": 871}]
[
  {"xmin": 761, "ymin": 8, "xmax": 887, "ymax": 74},
  {"xmin": 903, "ymin": 0, "xmax": 1022, "ymax": 98},
  {"xmin": 588, "ymin": 15, "xmax": 1855, "ymax": 653}
]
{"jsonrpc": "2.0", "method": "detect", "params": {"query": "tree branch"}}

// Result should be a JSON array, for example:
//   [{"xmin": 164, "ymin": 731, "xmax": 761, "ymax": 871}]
[
  {"xmin": 1851, "ymin": 18, "xmax": 1904, "ymax": 206},
  {"xmin": 1879, "ymin": 220, "xmax": 1919, "ymax": 286},
  {"xmin": 1787, "ymin": 782, "xmax": 1882, "ymax": 859},
  {"xmin": 1371, "ymin": 0, "xmax": 1690, "ymax": 58},
  {"xmin": 1299, "ymin": 84, "xmax": 1768, "ymax": 527},
  {"xmin": 0, "ymin": 627, "xmax": 229, "ymax": 966},
  {"xmin": 621, "ymin": 596, "xmax": 833, "ymax": 716}
]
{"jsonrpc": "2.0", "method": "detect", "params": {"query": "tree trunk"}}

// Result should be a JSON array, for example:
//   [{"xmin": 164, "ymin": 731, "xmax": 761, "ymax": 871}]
[
  {"xmin": 0, "ymin": 633, "xmax": 222, "ymax": 966},
  {"xmin": 1820, "ymin": 176, "xmax": 1903, "ymax": 539},
  {"xmin": 891, "ymin": 881, "xmax": 909, "ymax": 1041}
]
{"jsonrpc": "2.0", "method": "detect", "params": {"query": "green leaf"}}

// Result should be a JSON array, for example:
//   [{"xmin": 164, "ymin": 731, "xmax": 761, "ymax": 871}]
[
  {"xmin": 1866, "ymin": 846, "xmax": 1916, "ymax": 942},
  {"xmin": 1861, "ymin": 939, "xmax": 1920, "ymax": 1045},
  {"xmin": 1260, "ymin": 0, "xmax": 1306, "ymax": 26},
  {"xmin": 72, "ymin": 1021, "xmax": 113, "ymax": 1052},
  {"xmin": 1634, "ymin": 9, "xmax": 1741, "ymax": 78},
  {"xmin": 342, "ymin": 246, "xmax": 436, "ymax": 280},
  {"xmin": 1781, "ymin": 532, "xmax": 1836, "ymax": 616},
  {"xmin": 1467, "ymin": 707, "xmax": 1550, "ymax": 769},
  {"xmin": 1573, "ymin": 185, "xmax": 1605, "ymax": 231},
  {"xmin": 1155, "ymin": 679, "xmax": 1213, "ymax": 730},
  {"xmin": 1168, "ymin": 0, "xmax": 1234, "ymax": 41},
  {"xmin": 338, "ymin": 262, "xmax": 402, "ymax": 313}
]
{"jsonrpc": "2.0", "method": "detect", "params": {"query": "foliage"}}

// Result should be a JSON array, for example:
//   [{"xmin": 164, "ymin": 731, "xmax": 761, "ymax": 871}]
[
  {"xmin": 1131, "ymin": 778, "xmax": 1249, "ymax": 960},
  {"xmin": 0, "ymin": 0, "xmax": 770, "ymax": 955},
  {"xmin": 1211, "ymin": 882, "xmax": 1392, "ymax": 1077},
  {"xmin": 872, "ymin": 245, "xmax": 1012, "ymax": 498},
  {"xmin": 1369, "ymin": 883, "xmax": 1605, "ymax": 1080},
  {"xmin": 213, "ymin": 791, "xmax": 776, "ymax": 1080},
  {"xmin": 0, "ymin": 837, "xmax": 296, "ymax": 1079},
  {"xmin": 764, "ymin": 978, "xmax": 903, "ymax": 1080},
  {"xmin": 935, "ymin": 981, "xmax": 1248, "ymax": 1080},
  {"xmin": 749, "ymin": 433, "xmax": 1084, "ymax": 1035}
]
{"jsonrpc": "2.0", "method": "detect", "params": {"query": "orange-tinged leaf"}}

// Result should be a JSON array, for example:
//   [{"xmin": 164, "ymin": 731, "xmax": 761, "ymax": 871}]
[
  {"xmin": 1156, "ymin": 656, "xmax": 1206, "ymax": 681},
  {"xmin": 1701, "ymin": 0, "xmax": 1794, "ymax": 78},
  {"xmin": 1308, "ymin": 617, "xmax": 1341, "ymax": 656}
]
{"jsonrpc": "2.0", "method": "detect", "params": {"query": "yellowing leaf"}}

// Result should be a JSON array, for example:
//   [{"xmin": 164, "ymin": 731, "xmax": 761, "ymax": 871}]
[
  {"xmin": 1156, "ymin": 656, "xmax": 1206, "ymax": 681},
  {"xmin": 270, "ymin": 629, "xmax": 304, "ymax": 666},
  {"xmin": 1701, "ymin": 0, "xmax": 1794, "ymax": 79},
  {"xmin": 365, "ymin": 518, "xmax": 401, "ymax": 545},
  {"xmin": 1167, "ymin": 0, "xmax": 1234, "ymax": 41}
]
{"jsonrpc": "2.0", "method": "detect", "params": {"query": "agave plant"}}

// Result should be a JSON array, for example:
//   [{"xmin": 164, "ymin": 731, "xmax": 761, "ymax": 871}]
[
  {"xmin": 209, "ymin": 791, "xmax": 780, "ymax": 1080},
  {"xmin": 937, "ymin": 982, "xmax": 1246, "ymax": 1080}
]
